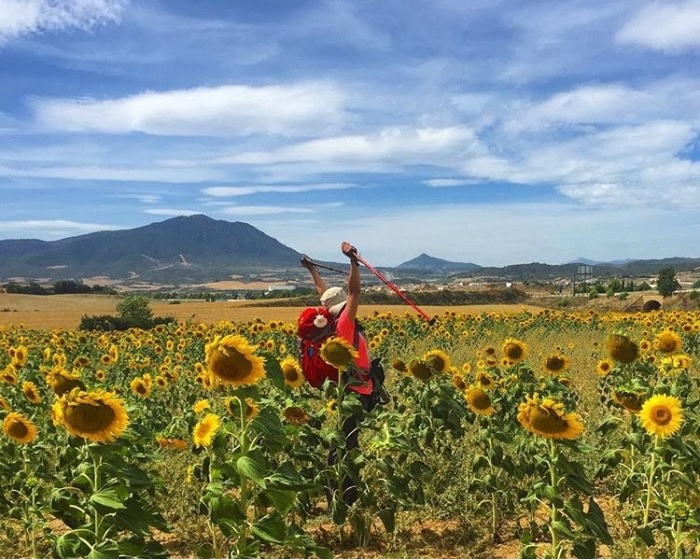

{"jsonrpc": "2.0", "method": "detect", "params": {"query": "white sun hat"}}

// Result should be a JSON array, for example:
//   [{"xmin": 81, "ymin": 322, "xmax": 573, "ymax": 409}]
[{"xmin": 320, "ymin": 286, "xmax": 347, "ymax": 316}]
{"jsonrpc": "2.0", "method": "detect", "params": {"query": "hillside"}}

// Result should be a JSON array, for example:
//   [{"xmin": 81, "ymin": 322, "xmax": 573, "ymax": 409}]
[
  {"xmin": 1, "ymin": 215, "xmax": 700, "ymax": 287},
  {"xmin": 0, "ymin": 215, "xmax": 302, "ymax": 283}
]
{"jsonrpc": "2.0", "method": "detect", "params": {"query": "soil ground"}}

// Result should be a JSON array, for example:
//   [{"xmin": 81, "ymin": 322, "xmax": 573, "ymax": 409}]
[{"xmin": 0, "ymin": 293, "xmax": 546, "ymax": 330}]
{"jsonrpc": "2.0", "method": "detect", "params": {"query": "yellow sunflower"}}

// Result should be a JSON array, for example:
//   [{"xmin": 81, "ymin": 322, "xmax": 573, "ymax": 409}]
[
  {"xmin": 464, "ymin": 386, "xmax": 495, "ymax": 416},
  {"xmin": 193, "ymin": 399, "xmax": 210, "ymax": 414},
  {"xmin": 3, "ymin": 412, "xmax": 37, "ymax": 444},
  {"xmin": 502, "ymin": 338, "xmax": 528, "ymax": 364},
  {"xmin": 130, "ymin": 377, "xmax": 152, "ymax": 398},
  {"xmin": 391, "ymin": 359, "xmax": 407, "ymax": 373},
  {"xmin": 46, "ymin": 368, "xmax": 85, "ymax": 396},
  {"xmin": 280, "ymin": 356, "xmax": 305, "ymax": 388},
  {"xmin": 638, "ymin": 394, "xmax": 683, "ymax": 438},
  {"xmin": 2, "ymin": 367, "xmax": 18, "ymax": 385},
  {"xmin": 320, "ymin": 337, "xmax": 359, "ymax": 370},
  {"xmin": 224, "ymin": 397, "xmax": 260, "ymax": 421},
  {"xmin": 283, "ymin": 406, "xmax": 309, "ymax": 426},
  {"xmin": 475, "ymin": 371, "xmax": 495, "ymax": 389},
  {"xmin": 52, "ymin": 388, "xmax": 129, "ymax": 443},
  {"xmin": 543, "ymin": 354, "xmax": 571, "ymax": 375},
  {"xmin": 612, "ymin": 389, "xmax": 645, "ymax": 413},
  {"xmin": 193, "ymin": 413, "xmax": 220, "ymax": 448},
  {"xmin": 452, "ymin": 374, "xmax": 469, "ymax": 392},
  {"xmin": 607, "ymin": 334, "xmax": 638, "ymax": 363},
  {"xmin": 206, "ymin": 335, "xmax": 266, "ymax": 386},
  {"xmin": 517, "ymin": 394, "xmax": 584, "ymax": 440},
  {"xmin": 12, "ymin": 345, "xmax": 29, "ymax": 367},
  {"xmin": 596, "ymin": 358, "xmax": 614, "ymax": 377},
  {"xmin": 0, "ymin": 395, "xmax": 10, "ymax": 412},
  {"xmin": 654, "ymin": 329, "xmax": 683, "ymax": 354},
  {"xmin": 408, "ymin": 359, "xmax": 433, "ymax": 381},
  {"xmin": 423, "ymin": 350, "xmax": 452, "ymax": 373},
  {"xmin": 22, "ymin": 381, "xmax": 42, "ymax": 404}
]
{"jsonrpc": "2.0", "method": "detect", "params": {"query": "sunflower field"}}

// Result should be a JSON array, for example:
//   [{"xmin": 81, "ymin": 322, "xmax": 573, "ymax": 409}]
[{"xmin": 2, "ymin": 306, "xmax": 700, "ymax": 558}]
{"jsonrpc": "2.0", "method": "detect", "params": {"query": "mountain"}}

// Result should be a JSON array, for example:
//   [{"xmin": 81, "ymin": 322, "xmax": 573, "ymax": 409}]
[
  {"xmin": 569, "ymin": 257, "xmax": 635, "ymax": 266},
  {"xmin": 0, "ymin": 215, "xmax": 303, "ymax": 283},
  {"xmin": 396, "ymin": 253, "xmax": 481, "ymax": 272}
]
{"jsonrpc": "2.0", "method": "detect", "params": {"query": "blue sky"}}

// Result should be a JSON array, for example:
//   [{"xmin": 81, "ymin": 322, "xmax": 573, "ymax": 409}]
[{"xmin": 2, "ymin": 0, "xmax": 700, "ymax": 267}]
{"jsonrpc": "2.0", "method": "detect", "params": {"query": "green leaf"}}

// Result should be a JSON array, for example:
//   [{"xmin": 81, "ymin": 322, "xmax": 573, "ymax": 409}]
[
  {"xmin": 572, "ymin": 538, "xmax": 596, "ymax": 559},
  {"xmin": 249, "ymin": 407, "xmax": 289, "ymax": 450},
  {"xmin": 635, "ymin": 525, "xmax": 655, "ymax": 547},
  {"xmin": 237, "ymin": 450, "xmax": 269, "ymax": 488},
  {"xmin": 90, "ymin": 489, "xmax": 126, "ymax": 511},
  {"xmin": 251, "ymin": 512, "xmax": 287, "ymax": 544},
  {"xmin": 379, "ymin": 506, "xmax": 397, "ymax": 534},
  {"xmin": 563, "ymin": 496, "xmax": 586, "ymax": 527},
  {"xmin": 260, "ymin": 353, "xmax": 286, "ymax": 390},
  {"xmin": 585, "ymin": 497, "xmax": 613, "ymax": 545},
  {"xmin": 261, "ymin": 489, "xmax": 297, "ymax": 516},
  {"xmin": 551, "ymin": 519, "xmax": 577, "ymax": 540},
  {"xmin": 55, "ymin": 530, "xmax": 91, "ymax": 559}
]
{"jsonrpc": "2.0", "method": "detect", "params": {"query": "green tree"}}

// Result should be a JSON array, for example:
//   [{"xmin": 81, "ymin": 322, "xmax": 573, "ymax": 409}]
[
  {"xmin": 656, "ymin": 267, "xmax": 681, "ymax": 297},
  {"xmin": 116, "ymin": 294, "xmax": 153, "ymax": 327}
]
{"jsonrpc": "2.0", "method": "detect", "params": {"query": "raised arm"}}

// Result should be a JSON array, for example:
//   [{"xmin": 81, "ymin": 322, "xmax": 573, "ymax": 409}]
[
  {"xmin": 341, "ymin": 242, "xmax": 360, "ymax": 322},
  {"xmin": 300, "ymin": 255, "xmax": 328, "ymax": 296}
]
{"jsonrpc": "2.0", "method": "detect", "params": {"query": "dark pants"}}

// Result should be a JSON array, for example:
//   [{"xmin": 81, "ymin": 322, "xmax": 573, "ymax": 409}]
[{"xmin": 327, "ymin": 392, "xmax": 375, "ymax": 506}]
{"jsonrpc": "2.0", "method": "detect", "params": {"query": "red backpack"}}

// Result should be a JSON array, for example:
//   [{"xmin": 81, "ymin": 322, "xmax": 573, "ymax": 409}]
[{"xmin": 297, "ymin": 307, "xmax": 339, "ymax": 389}]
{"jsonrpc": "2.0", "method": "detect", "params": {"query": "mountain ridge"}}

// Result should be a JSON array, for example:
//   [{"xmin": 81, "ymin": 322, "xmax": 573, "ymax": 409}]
[{"xmin": 1, "ymin": 215, "xmax": 699, "ymax": 285}]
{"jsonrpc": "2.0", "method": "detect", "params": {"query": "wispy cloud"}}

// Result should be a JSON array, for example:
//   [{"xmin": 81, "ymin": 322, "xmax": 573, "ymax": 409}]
[
  {"xmin": 0, "ymin": 219, "xmax": 120, "ymax": 239},
  {"xmin": 143, "ymin": 208, "xmax": 201, "ymax": 216},
  {"xmin": 0, "ymin": 0, "xmax": 126, "ymax": 46},
  {"xmin": 30, "ymin": 82, "xmax": 346, "ymax": 136},
  {"xmin": 202, "ymin": 183, "xmax": 354, "ymax": 197},
  {"xmin": 617, "ymin": 0, "xmax": 700, "ymax": 53}
]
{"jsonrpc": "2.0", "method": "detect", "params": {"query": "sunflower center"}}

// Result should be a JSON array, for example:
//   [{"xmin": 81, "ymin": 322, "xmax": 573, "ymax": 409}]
[
  {"xmin": 657, "ymin": 335, "xmax": 678, "ymax": 353},
  {"xmin": 426, "ymin": 355, "xmax": 446, "ymax": 371},
  {"xmin": 409, "ymin": 360, "xmax": 433, "ymax": 380},
  {"xmin": 529, "ymin": 407, "xmax": 567, "ymax": 434},
  {"xmin": 322, "ymin": 342, "xmax": 355, "ymax": 368},
  {"xmin": 469, "ymin": 390, "xmax": 492, "ymax": 410},
  {"xmin": 8, "ymin": 421, "xmax": 29, "ymax": 439},
  {"xmin": 209, "ymin": 348, "xmax": 253, "ymax": 381},
  {"xmin": 545, "ymin": 357, "xmax": 565, "ymax": 372},
  {"xmin": 651, "ymin": 406, "xmax": 672, "ymax": 425},
  {"xmin": 284, "ymin": 367, "xmax": 300, "ymax": 382},
  {"xmin": 52, "ymin": 376, "xmax": 82, "ymax": 396},
  {"xmin": 64, "ymin": 402, "xmax": 116, "ymax": 434},
  {"xmin": 504, "ymin": 343, "xmax": 524, "ymax": 360}
]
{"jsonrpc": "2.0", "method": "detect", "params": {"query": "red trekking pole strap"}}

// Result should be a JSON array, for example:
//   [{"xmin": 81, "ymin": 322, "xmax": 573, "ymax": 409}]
[{"xmin": 352, "ymin": 253, "xmax": 434, "ymax": 324}]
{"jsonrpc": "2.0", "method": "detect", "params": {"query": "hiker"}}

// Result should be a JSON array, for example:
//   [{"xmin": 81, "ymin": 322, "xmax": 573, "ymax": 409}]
[
  {"xmin": 297, "ymin": 242, "xmax": 386, "ymax": 506},
  {"xmin": 300, "ymin": 254, "xmax": 347, "ymax": 316}
]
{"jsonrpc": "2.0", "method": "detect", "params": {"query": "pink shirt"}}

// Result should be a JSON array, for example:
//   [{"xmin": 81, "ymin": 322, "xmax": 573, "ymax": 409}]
[{"xmin": 335, "ymin": 309, "xmax": 373, "ymax": 394}]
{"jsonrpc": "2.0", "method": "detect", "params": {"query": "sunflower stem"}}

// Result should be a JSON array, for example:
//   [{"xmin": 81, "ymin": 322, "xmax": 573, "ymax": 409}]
[
  {"xmin": 89, "ymin": 445, "xmax": 104, "ymax": 544},
  {"xmin": 642, "ymin": 436, "xmax": 659, "ymax": 528},
  {"xmin": 238, "ymin": 396, "xmax": 251, "ymax": 555},
  {"xmin": 548, "ymin": 438, "xmax": 563, "ymax": 559},
  {"xmin": 673, "ymin": 519, "xmax": 684, "ymax": 559}
]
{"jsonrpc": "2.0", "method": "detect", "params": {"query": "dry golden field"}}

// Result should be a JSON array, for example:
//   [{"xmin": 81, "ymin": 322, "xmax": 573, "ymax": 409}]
[{"xmin": 0, "ymin": 293, "xmax": 545, "ymax": 330}]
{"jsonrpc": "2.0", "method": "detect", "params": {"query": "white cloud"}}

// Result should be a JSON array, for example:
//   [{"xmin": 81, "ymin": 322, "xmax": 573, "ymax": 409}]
[
  {"xmin": 262, "ymin": 202, "xmax": 700, "ymax": 267},
  {"xmin": 225, "ymin": 126, "xmax": 477, "ymax": 166},
  {"xmin": 0, "ymin": 0, "xmax": 126, "ymax": 45},
  {"xmin": 0, "ymin": 164, "xmax": 226, "ymax": 182},
  {"xmin": 617, "ymin": 0, "xmax": 700, "ymax": 52},
  {"xmin": 143, "ymin": 208, "xmax": 201, "ymax": 216},
  {"xmin": 221, "ymin": 205, "xmax": 314, "ymax": 216},
  {"xmin": 424, "ymin": 178, "xmax": 477, "ymax": 187},
  {"xmin": 114, "ymin": 193, "xmax": 161, "ymax": 203},
  {"xmin": 0, "ymin": 219, "xmax": 120, "ymax": 239},
  {"xmin": 30, "ymin": 81, "xmax": 346, "ymax": 136},
  {"xmin": 202, "ymin": 183, "xmax": 354, "ymax": 197}
]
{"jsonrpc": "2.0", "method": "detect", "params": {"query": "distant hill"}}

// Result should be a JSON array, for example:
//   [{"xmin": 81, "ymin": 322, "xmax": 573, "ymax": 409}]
[
  {"xmin": 0, "ymin": 215, "xmax": 303, "ymax": 283},
  {"xmin": 1, "ymin": 215, "xmax": 699, "ymax": 287},
  {"xmin": 396, "ymin": 253, "xmax": 481, "ymax": 272}
]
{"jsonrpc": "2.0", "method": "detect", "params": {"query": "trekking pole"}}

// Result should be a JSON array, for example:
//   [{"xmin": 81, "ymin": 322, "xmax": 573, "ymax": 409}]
[
  {"xmin": 300, "ymin": 255, "xmax": 348, "ymax": 275},
  {"xmin": 349, "ymin": 250, "xmax": 434, "ymax": 324}
]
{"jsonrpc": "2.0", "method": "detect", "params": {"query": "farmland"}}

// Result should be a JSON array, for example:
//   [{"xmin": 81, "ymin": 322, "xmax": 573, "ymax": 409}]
[{"xmin": 1, "ymin": 294, "xmax": 700, "ymax": 558}]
